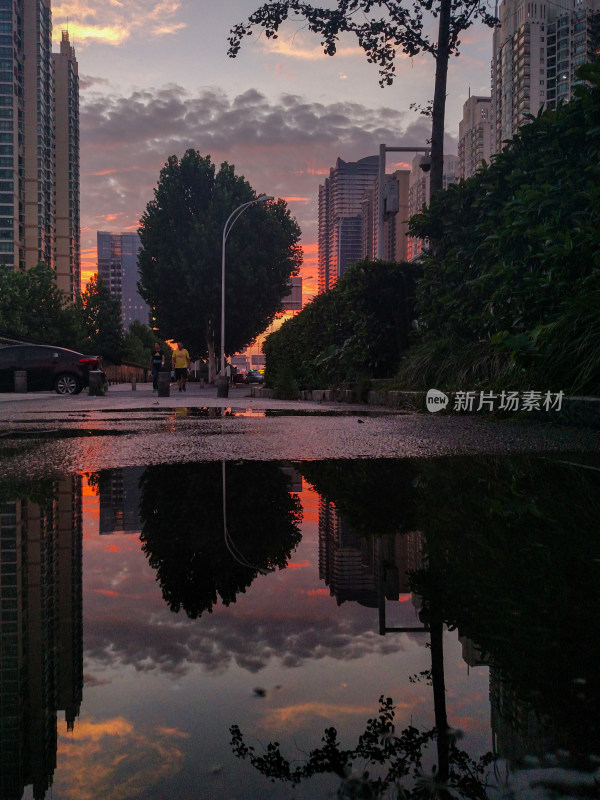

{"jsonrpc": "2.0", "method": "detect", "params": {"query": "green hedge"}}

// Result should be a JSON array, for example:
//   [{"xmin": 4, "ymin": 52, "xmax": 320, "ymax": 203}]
[{"xmin": 264, "ymin": 260, "xmax": 418, "ymax": 395}]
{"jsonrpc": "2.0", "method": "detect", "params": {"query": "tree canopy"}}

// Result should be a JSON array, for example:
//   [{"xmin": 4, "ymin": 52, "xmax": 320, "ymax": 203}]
[
  {"xmin": 138, "ymin": 462, "xmax": 303, "ymax": 619},
  {"xmin": 77, "ymin": 274, "xmax": 125, "ymax": 364},
  {"xmin": 0, "ymin": 263, "xmax": 81, "ymax": 346},
  {"xmin": 137, "ymin": 150, "xmax": 302, "ymax": 380},
  {"xmin": 0, "ymin": 265, "xmax": 125, "ymax": 363}
]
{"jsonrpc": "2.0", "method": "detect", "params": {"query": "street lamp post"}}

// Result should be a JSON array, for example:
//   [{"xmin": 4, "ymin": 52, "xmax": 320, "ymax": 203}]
[{"xmin": 218, "ymin": 194, "xmax": 273, "ymax": 397}]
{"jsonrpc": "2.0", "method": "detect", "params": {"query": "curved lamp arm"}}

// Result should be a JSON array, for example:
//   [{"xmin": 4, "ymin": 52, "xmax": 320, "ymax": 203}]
[{"xmin": 220, "ymin": 195, "xmax": 273, "ymax": 375}]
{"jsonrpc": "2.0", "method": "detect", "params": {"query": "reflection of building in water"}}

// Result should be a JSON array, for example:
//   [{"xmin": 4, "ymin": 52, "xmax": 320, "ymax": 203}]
[
  {"xmin": 490, "ymin": 667, "xmax": 556, "ymax": 762},
  {"xmin": 459, "ymin": 636, "xmax": 488, "ymax": 668},
  {"xmin": 99, "ymin": 468, "xmax": 144, "ymax": 535},
  {"xmin": 281, "ymin": 466, "xmax": 303, "ymax": 494},
  {"xmin": 0, "ymin": 477, "xmax": 83, "ymax": 800},
  {"xmin": 318, "ymin": 499, "xmax": 424, "ymax": 607}
]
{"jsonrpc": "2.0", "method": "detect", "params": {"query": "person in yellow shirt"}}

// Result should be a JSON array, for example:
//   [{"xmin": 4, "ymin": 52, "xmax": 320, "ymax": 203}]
[{"xmin": 172, "ymin": 342, "xmax": 190, "ymax": 392}]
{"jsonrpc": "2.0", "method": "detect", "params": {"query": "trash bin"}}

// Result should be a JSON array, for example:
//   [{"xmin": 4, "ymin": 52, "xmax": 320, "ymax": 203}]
[
  {"xmin": 14, "ymin": 370, "xmax": 27, "ymax": 393},
  {"xmin": 157, "ymin": 370, "xmax": 171, "ymax": 397}
]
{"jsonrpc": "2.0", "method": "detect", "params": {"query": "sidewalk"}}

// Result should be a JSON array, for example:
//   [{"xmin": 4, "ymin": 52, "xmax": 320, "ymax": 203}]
[
  {"xmin": 0, "ymin": 380, "xmax": 362, "ymax": 414},
  {"xmin": 1, "ymin": 380, "xmax": 599, "ymax": 428}
]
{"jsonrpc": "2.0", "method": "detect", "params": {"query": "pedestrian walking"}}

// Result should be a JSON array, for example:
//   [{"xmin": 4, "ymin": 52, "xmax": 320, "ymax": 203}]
[
  {"xmin": 172, "ymin": 341, "xmax": 190, "ymax": 392},
  {"xmin": 150, "ymin": 342, "xmax": 164, "ymax": 393}
]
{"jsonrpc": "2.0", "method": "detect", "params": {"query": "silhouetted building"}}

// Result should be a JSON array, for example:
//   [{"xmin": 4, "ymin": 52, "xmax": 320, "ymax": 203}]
[
  {"xmin": 458, "ymin": 95, "xmax": 492, "ymax": 180},
  {"xmin": 99, "ymin": 468, "xmax": 144, "ymax": 535},
  {"xmin": 318, "ymin": 156, "xmax": 379, "ymax": 292},
  {"xmin": 361, "ymin": 170, "xmax": 411, "ymax": 262},
  {"xmin": 53, "ymin": 32, "xmax": 80, "ymax": 301},
  {"xmin": 97, "ymin": 232, "xmax": 149, "ymax": 330}
]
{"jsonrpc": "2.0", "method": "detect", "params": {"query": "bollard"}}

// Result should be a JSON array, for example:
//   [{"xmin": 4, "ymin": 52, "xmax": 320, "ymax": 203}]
[
  {"xmin": 14, "ymin": 370, "xmax": 27, "ymax": 393},
  {"xmin": 88, "ymin": 371, "xmax": 106, "ymax": 396},
  {"xmin": 131, "ymin": 376, "xmax": 137, "ymax": 391},
  {"xmin": 216, "ymin": 375, "xmax": 229, "ymax": 398},
  {"xmin": 157, "ymin": 370, "xmax": 170, "ymax": 397}
]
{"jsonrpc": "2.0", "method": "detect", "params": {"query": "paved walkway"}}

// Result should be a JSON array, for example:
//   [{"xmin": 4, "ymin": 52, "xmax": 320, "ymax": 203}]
[{"xmin": 0, "ymin": 380, "xmax": 358, "ymax": 414}]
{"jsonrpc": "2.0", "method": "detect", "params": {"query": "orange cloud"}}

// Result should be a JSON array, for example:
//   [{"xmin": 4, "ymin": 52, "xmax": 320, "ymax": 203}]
[
  {"xmin": 56, "ymin": 716, "xmax": 188, "ymax": 800},
  {"xmin": 261, "ymin": 33, "xmax": 358, "ymax": 61},
  {"xmin": 52, "ymin": 1, "xmax": 186, "ymax": 46}
]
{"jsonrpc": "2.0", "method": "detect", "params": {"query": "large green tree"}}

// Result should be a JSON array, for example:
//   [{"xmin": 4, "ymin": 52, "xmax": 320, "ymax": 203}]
[
  {"xmin": 137, "ymin": 150, "xmax": 302, "ymax": 381},
  {"xmin": 228, "ymin": 0, "xmax": 497, "ymax": 197}
]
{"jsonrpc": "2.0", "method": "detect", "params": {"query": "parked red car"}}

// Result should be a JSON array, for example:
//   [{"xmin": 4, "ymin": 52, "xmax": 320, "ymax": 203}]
[{"xmin": 0, "ymin": 344, "xmax": 107, "ymax": 394}]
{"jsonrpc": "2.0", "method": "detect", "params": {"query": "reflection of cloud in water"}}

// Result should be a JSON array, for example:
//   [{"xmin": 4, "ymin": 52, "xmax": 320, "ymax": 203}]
[
  {"xmin": 84, "ymin": 612, "xmax": 408, "ymax": 679},
  {"xmin": 55, "ymin": 716, "xmax": 188, "ymax": 800},
  {"xmin": 260, "ymin": 701, "xmax": 393, "ymax": 730}
]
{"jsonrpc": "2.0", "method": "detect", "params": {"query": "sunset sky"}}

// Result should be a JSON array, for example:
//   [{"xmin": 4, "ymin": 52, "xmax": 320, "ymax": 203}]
[{"xmin": 52, "ymin": 0, "xmax": 495, "ymax": 299}]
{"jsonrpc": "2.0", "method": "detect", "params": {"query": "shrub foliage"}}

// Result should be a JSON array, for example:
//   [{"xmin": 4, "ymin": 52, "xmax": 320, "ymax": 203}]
[{"xmin": 264, "ymin": 260, "xmax": 418, "ymax": 393}]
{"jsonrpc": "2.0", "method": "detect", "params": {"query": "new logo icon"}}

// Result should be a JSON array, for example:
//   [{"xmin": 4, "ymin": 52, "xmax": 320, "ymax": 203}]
[{"xmin": 426, "ymin": 389, "xmax": 449, "ymax": 413}]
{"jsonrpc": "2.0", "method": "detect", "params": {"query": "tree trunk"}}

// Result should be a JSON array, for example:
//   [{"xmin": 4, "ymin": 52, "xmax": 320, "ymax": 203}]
[
  {"xmin": 430, "ymin": 0, "xmax": 452, "ymax": 197},
  {"xmin": 430, "ymin": 609, "xmax": 450, "ymax": 790}
]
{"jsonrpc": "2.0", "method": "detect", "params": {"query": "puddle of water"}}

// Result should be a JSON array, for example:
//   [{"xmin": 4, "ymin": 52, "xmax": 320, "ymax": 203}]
[{"xmin": 1, "ymin": 454, "xmax": 599, "ymax": 800}]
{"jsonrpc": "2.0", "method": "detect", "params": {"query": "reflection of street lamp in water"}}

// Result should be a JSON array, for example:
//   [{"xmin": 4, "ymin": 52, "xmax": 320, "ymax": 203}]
[{"xmin": 221, "ymin": 461, "xmax": 274, "ymax": 575}]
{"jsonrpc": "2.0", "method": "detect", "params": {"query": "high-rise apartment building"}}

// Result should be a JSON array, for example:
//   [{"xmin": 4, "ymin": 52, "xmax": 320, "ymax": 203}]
[
  {"xmin": 24, "ymin": 0, "xmax": 53, "ymax": 269},
  {"xmin": 317, "ymin": 155, "xmax": 379, "ymax": 292},
  {"xmin": 97, "ymin": 231, "xmax": 149, "ymax": 330},
  {"xmin": 458, "ymin": 95, "xmax": 492, "ymax": 180},
  {"xmin": 0, "ymin": 2, "xmax": 80, "ymax": 298},
  {"xmin": 0, "ymin": 0, "xmax": 25, "ymax": 272},
  {"xmin": 53, "ymin": 31, "xmax": 80, "ymax": 301},
  {"xmin": 491, "ymin": 0, "xmax": 600, "ymax": 152}
]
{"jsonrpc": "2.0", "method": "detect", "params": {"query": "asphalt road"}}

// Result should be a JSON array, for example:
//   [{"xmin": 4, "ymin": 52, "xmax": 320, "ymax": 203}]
[{"xmin": 1, "ymin": 381, "xmax": 599, "ymax": 478}]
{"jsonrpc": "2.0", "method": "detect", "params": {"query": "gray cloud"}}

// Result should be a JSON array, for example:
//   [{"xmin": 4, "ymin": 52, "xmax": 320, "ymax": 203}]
[
  {"xmin": 83, "ymin": 598, "xmax": 417, "ymax": 679},
  {"xmin": 80, "ymin": 83, "xmax": 456, "ymax": 250}
]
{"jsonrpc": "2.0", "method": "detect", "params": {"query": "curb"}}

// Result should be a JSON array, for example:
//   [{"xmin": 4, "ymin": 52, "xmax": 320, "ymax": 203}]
[{"xmin": 259, "ymin": 387, "xmax": 600, "ymax": 428}]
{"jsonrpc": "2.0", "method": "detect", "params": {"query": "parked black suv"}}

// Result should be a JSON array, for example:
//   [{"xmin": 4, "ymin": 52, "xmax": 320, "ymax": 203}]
[{"xmin": 0, "ymin": 344, "xmax": 106, "ymax": 394}]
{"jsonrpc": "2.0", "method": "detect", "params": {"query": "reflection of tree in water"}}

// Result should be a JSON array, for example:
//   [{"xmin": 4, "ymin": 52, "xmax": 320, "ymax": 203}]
[
  {"xmin": 231, "ymin": 696, "xmax": 495, "ymax": 799},
  {"xmin": 232, "ymin": 454, "xmax": 600, "ymax": 796},
  {"xmin": 138, "ymin": 462, "xmax": 302, "ymax": 618},
  {"xmin": 411, "ymin": 454, "xmax": 600, "ymax": 767}
]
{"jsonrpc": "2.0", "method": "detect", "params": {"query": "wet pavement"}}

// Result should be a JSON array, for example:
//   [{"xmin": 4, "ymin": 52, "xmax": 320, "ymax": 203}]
[
  {"xmin": 3, "ymin": 383, "xmax": 600, "ymax": 800},
  {"xmin": 0, "ymin": 381, "xmax": 599, "ymax": 478}
]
